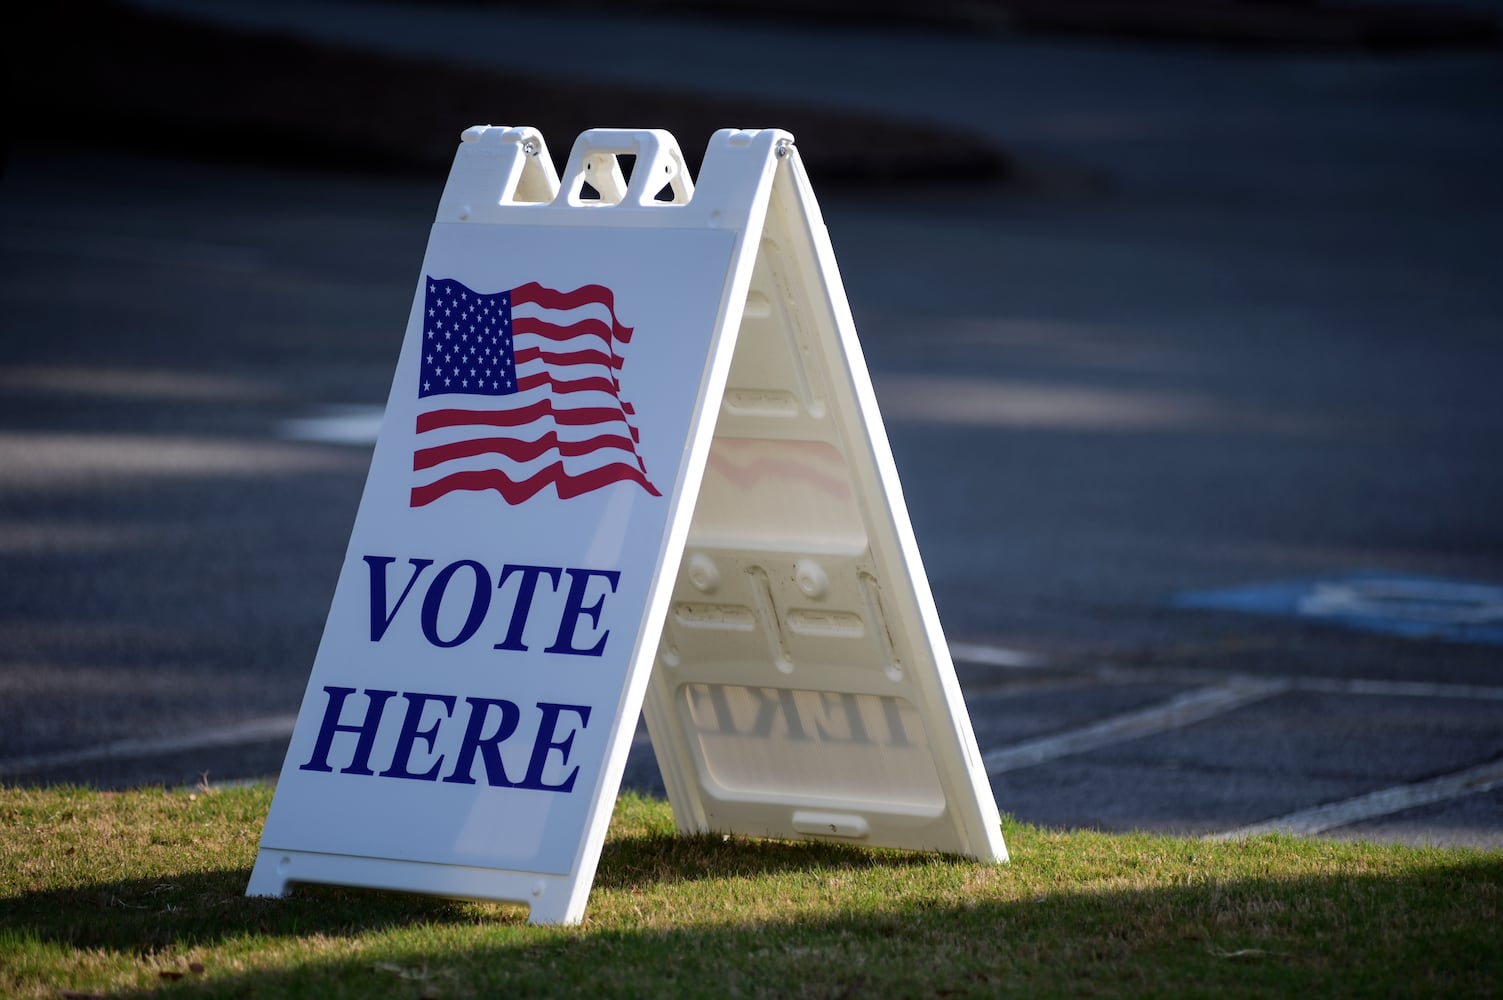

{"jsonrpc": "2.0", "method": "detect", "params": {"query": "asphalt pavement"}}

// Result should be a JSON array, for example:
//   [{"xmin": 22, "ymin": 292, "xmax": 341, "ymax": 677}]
[{"xmin": 3, "ymin": 1, "xmax": 1502, "ymax": 847}]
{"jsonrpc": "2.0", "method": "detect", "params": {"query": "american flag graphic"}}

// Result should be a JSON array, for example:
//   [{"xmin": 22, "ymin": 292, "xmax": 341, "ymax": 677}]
[{"xmin": 411, "ymin": 276, "xmax": 660, "ymax": 506}]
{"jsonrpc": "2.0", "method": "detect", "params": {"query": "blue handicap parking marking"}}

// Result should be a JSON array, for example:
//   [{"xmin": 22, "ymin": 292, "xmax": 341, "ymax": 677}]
[{"xmin": 1172, "ymin": 571, "xmax": 1503, "ymax": 646}]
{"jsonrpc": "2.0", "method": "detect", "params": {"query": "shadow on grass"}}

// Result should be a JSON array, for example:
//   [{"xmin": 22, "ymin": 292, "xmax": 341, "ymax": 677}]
[
  {"xmin": 2, "ymin": 868, "xmax": 487, "ymax": 954},
  {"xmin": 594, "ymin": 831, "xmax": 945, "ymax": 891},
  {"xmin": 8, "ymin": 837, "xmax": 1503, "ymax": 997},
  {"xmin": 2, "ymin": 832, "xmax": 933, "ymax": 954}
]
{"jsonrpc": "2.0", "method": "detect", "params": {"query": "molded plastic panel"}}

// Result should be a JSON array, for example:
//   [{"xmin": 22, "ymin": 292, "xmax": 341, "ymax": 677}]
[{"xmin": 248, "ymin": 125, "xmax": 1003, "ymax": 928}]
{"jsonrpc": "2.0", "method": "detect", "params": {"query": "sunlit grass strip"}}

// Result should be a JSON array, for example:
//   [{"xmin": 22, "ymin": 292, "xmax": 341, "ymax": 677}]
[{"xmin": 2, "ymin": 785, "xmax": 1499, "ymax": 998}]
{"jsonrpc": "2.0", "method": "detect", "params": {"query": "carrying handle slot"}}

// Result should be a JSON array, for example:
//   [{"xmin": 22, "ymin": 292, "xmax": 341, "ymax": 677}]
[
  {"xmin": 556, "ymin": 129, "xmax": 694, "ymax": 207},
  {"xmin": 436, "ymin": 125, "xmax": 560, "ymax": 222}
]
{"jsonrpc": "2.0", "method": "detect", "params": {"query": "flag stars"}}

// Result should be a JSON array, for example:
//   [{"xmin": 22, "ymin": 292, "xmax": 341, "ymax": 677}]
[{"xmin": 417, "ymin": 280, "xmax": 531, "ymax": 403}]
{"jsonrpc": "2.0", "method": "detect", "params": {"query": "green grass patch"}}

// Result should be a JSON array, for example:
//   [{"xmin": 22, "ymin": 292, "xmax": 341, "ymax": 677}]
[{"xmin": 1, "ymin": 784, "xmax": 1499, "ymax": 998}]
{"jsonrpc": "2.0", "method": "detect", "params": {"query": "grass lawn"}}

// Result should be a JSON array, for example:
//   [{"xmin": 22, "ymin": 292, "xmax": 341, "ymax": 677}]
[{"xmin": 1, "ymin": 784, "xmax": 1499, "ymax": 998}]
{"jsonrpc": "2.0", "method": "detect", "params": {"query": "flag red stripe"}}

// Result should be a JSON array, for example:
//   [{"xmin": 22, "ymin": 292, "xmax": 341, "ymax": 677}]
[
  {"xmin": 514, "ymin": 346, "xmax": 623, "ymax": 371},
  {"xmin": 417, "ymin": 402, "xmax": 631, "ymax": 433},
  {"xmin": 411, "ymin": 461, "xmax": 661, "ymax": 507},
  {"xmin": 414, "ymin": 430, "xmax": 637, "ymax": 472},
  {"xmin": 511, "ymin": 282, "xmax": 634, "ymax": 344},
  {"xmin": 510, "ymin": 281, "xmax": 612, "ymax": 311},
  {"xmin": 513, "ymin": 316, "xmax": 618, "ymax": 345},
  {"xmin": 515, "ymin": 371, "xmax": 618, "ymax": 396}
]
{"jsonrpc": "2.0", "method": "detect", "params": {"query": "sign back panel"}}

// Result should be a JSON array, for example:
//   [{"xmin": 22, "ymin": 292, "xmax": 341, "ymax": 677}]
[{"xmin": 640, "ymin": 141, "xmax": 1008, "ymax": 865}]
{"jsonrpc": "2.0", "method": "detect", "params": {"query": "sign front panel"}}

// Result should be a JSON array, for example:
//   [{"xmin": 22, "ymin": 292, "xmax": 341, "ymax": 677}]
[{"xmin": 260, "ymin": 221, "xmax": 736, "ymax": 876}]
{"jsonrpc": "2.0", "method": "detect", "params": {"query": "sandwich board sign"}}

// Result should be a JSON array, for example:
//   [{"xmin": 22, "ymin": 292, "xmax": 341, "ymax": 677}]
[{"xmin": 248, "ymin": 126, "xmax": 1006, "ymax": 924}]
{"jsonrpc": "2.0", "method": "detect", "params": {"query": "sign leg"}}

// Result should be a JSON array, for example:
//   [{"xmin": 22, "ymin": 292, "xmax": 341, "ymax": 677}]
[{"xmin": 245, "ymin": 850, "xmax": 292, "ymax": 898}]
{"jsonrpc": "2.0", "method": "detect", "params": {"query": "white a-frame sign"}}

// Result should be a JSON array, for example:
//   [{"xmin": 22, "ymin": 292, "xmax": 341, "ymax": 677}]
[{"xmin": 248, "ymin": 127, "xmax": 1006, "ymax": 924}]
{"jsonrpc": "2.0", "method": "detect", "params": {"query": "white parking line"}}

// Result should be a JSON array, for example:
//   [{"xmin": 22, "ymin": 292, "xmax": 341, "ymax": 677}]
[
  {"xmin": 1208, "ymin": 759, "xmax": 1503, "ymax": 840},
  {"xmin": 0, "ymin": 715, "xmax": 297, "ymax": 778},
  {"xmin": 952, "ymin": 641, "xmax": 1503, "ymax": 702},
  {"xmin": 982, "ymin": 679, "xmax": 1288, "ymax": 775},
  {"xmin": 949, "ymin": 642, "xmax": 1046, "ymax": 669},
  {"xmin": 277, "ymin": 405, "xmax": 384, "ymax": 445},
  {"xmin": 1292, "ymin": 675, "xmax": 1503, "ymax": 702}
]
